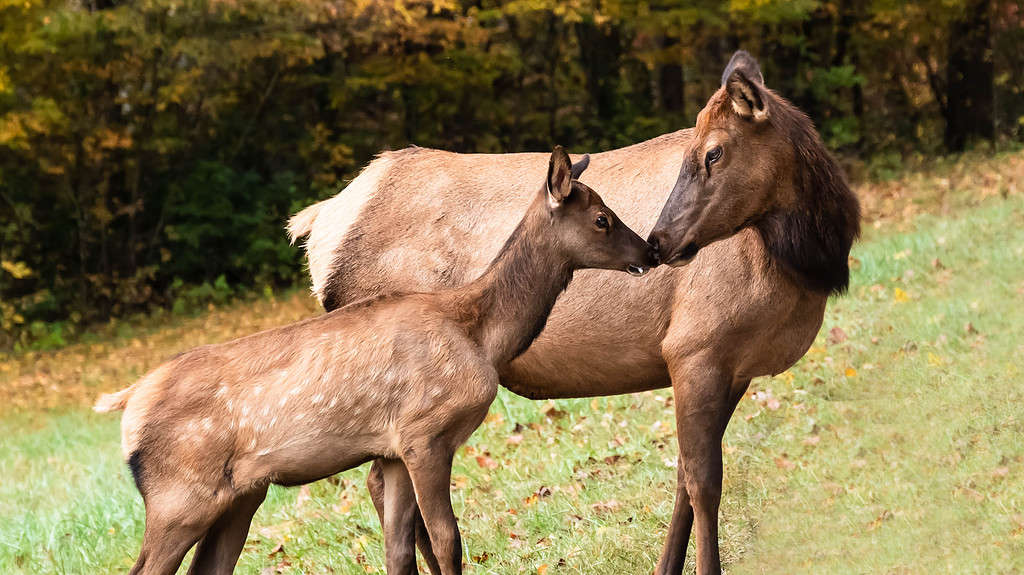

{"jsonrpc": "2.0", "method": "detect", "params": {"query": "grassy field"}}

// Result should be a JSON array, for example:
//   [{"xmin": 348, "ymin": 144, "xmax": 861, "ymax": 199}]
[{"xmin": 1, "ymin": 151, "xmax": 1023, "ymax": 574}]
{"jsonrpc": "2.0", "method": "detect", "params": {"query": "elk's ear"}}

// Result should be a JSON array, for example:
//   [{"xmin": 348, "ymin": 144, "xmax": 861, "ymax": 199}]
[
  {"xmin": 547, "ymin": 145, "xmax": 573, "ymax": 209},
  {"xmin": 570, "ymin": 154, "xmax": 590, "ymax": 180},
  {"xmin": 726, "ymin": 68, "xmax": 769, "ymax": 122},
  {"xmin": 721, "ymin": 50, "xmax": 764, "ymax": 86}
]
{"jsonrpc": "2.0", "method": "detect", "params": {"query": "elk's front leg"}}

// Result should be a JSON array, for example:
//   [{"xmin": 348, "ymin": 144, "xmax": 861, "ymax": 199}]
[
  {"xmin": 376, "ymin": 459, "xmax": 420, "ymax": 575},
  {"xmin": 654, "ymin": 453, "xmax": 694, "ymax": 575},
  {"xmin": 661, "ymin": 356, "xmax": 747, "ymax": 575},
  {"xmin": 369, "ymin": 460, "xmax": 443, "ymax": 574}
]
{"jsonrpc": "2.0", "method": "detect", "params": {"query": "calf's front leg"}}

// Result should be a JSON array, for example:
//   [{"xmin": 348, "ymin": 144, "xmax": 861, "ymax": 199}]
[{"xmin": 403, "ymin": 445, "xmax": 462, "ymax": 575}]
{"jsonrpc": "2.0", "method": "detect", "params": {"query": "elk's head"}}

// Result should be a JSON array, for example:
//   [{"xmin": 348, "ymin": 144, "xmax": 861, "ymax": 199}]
[
  {"xmin": 648, "ymin": 51, "xmax": 795, "ymax": 266},
  {"xmin": 546, "ymin": 146, "xmax": 659, "ymax": 277}
]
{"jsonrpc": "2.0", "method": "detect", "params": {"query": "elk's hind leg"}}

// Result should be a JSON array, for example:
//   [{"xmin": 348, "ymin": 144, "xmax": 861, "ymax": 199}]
[
  {"xmin": 369, "ymin": 460, "xmax": 442, "ymax": 574},
  {"xmin": 129, "ymin": 492, "xmax": 223, "ymax": 575},
  {"xmin": 187, "ymin": 486, "xmax": 268, "ymax": 575}
]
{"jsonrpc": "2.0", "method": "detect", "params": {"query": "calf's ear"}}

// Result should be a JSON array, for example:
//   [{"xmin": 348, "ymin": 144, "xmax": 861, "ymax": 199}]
[
  {"xmin": 570, "ymin": 154, "xmax": 590, "ymax": 180},
  {"xmin": 547, "ymin": 145, "xmax": 574, "ymax": 209}
]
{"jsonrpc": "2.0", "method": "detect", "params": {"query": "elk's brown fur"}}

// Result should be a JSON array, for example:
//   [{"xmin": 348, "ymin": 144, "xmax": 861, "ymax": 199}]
[
  {"xmin": 95, "ymin": 147, "xmax": 657, "ymax": 575},
  {"xmin": 290, "ymin": 51, "xmax": 860, "ymax": 575}
]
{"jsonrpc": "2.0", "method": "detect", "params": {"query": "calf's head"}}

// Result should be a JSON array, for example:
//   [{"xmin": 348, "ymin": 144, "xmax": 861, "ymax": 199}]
[{"xmin": 545, "ymin": 146, "xmax": 659, "ymax": 277}]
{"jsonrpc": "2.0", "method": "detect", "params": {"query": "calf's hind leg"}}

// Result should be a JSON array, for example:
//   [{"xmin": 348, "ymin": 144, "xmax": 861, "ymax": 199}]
[
  {"xmin": 129, "ymin": 495, "xmax": 223, "ymax": 575},
  {"xmin": 368, "ymin": 460, "xmax": 442, "ymax": 574},
  {"xmin": 186, "ymin": 486, "xmax": 268, "ymax": 575}
]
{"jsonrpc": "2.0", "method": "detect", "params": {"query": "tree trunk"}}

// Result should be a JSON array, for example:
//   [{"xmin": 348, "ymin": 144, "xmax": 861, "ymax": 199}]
[
  {"xmin": 945, "ymin": 0, "xmax": 994, "ymax": 151},
  {"xmin": 576, "ymin": 18, "xmax": 623, "ymax": 139},
  {"xmin": 658, "ymin": 37, "xmax": 684, "ymax": 114}
]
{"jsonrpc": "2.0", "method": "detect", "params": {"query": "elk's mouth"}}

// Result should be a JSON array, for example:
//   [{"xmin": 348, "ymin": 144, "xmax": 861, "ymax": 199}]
[
  {"xmin": 626, "ymin": 264, "xmax": 649, "ymax": 277},
  {"xmin": 665, "ymin": 242, "xmax": 701, "ymax": 267}
]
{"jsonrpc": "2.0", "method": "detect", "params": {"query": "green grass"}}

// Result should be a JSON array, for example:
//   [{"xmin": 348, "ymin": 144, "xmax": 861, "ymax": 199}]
[{"xmin": 1, "ymin": 193, "xmax": 1022, "ymax": 574}]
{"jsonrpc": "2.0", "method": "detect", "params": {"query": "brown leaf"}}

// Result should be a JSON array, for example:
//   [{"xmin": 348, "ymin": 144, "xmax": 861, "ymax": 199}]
[
  {"xmin": 295, "ymin": 484, "xmax": 311, "ymax": 507},
  {"xmin": 827, "ymin": 326, "xmax": 848, "ymax": 344},
  {"xmin": 591, "ymin": 499, "xmax": 621, "ymax": 514},
  {"xmin": 475, "ymin": 454, "xmax": 499, "ymax": 470},
  {"xmin": 543, "ymin": 406, "xmax": 567, "ymax": 419},
  {"xmin": 866, "ymin": 509, "xmax": 892, "ymax": 531},
  {"xmin": 774, "ymin": 456, "xmax": 796, "ymax": 470}
]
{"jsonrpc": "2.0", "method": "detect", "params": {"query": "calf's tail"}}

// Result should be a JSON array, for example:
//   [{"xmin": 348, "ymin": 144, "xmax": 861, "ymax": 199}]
[{"xmin": 94, "ymin": 384, "xmax": 136, "ymax": 413}]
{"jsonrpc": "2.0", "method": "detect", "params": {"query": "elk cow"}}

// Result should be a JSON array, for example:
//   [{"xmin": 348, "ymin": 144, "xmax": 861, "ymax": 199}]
[{"xmin": 289, "ymin": 52, "xmax": 860, "ymax": 574}]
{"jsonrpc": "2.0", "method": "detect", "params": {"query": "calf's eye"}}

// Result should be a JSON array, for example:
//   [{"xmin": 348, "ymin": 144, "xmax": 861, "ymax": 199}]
[{"xmin": 595, "ymin": 215, "xmax": 609, "ymax": 229}]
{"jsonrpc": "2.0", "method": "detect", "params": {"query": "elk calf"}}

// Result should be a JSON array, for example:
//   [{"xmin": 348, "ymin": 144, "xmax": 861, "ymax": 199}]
[{"xmin": 95, "ymin": 146, "xmax": 658, "ymax": 575}]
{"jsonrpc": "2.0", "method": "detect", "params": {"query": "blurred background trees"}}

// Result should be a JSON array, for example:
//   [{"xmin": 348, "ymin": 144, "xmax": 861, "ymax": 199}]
[{"xmin": 2, "ymin": 0, "xmax": 1022, "ymax": 349}]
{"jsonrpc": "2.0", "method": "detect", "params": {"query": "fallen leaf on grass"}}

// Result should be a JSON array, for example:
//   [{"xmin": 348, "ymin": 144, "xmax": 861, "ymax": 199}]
[
  {"xmin": 866, "ymin": 509, "xmax": 892, "ymax": 531},
  {"xmin": 827, "ymin": 326, "xmax": 848, "ymax": 344},
  {"xmin": 591, "ymin": 499, "xmax": 621, "ymax": 514},
  {"xmin": 476, "ymin": 454, "xmax": 499, "ymax": 469},
  {"xmin": 295, "ymin": 484, "xmax": 311, "ymax": 507},
  {"xmin": 774, "ymin": 456, "xmax": 796, "ymax": 470}
]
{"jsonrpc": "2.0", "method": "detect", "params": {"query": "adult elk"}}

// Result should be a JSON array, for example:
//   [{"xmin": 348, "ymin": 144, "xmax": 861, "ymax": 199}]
[
  {"xmin": 289, "ymin": 52, "xmax": 860, "ymax": 574},
  {"xmin": 95, "ymin": 147, "xmax": 657, "ymax": 575}
]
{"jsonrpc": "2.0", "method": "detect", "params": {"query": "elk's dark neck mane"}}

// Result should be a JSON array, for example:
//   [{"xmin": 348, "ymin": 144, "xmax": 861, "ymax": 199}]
[
  {"xmin": 456, "ymin": 196, "xmax": 574, "ymax": 365},
  {"xmin": 755, "ymin": 94, "xmax": 861, "ymax": 294}
]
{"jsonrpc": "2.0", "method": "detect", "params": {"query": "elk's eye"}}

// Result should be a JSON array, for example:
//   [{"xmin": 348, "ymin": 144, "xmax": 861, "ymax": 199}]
[
  {"xmin": 705, "ymin": 146, "xmax": 723, "ymax": 173},
  {"xmin": 595, "ymin": 215, "xmax": 609, "ymax": 229}
]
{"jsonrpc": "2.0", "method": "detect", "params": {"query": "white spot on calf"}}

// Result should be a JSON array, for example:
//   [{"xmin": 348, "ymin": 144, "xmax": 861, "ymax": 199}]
[{"xmin": 311, "ymin": 393, "xmax": 324, "ymax": 405}]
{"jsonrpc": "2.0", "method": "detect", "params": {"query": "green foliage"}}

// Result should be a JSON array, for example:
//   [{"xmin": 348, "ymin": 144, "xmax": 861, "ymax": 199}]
[{"xmin": 1, "ymin": 0, "xmax": 1020, "ymax": 349}]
